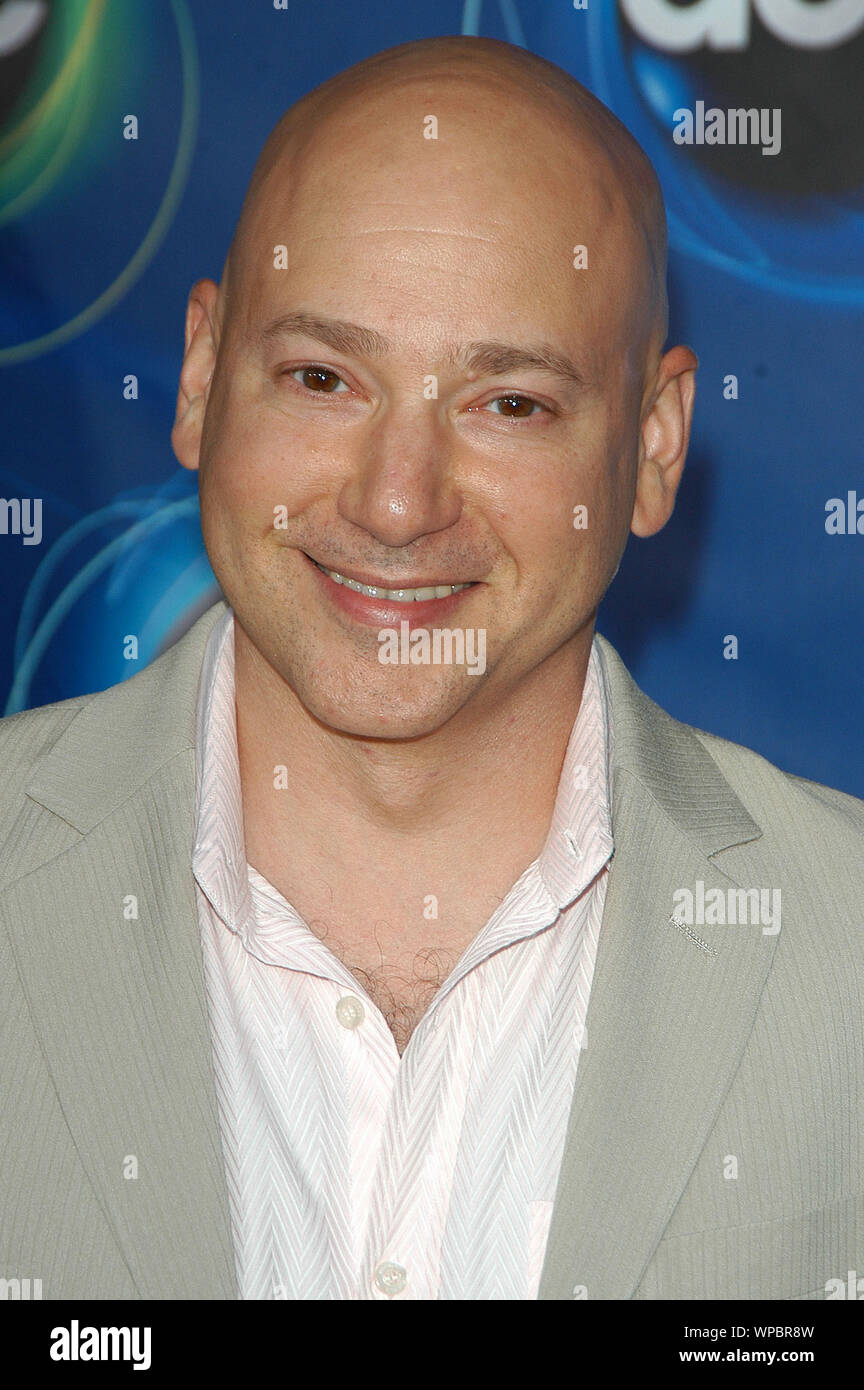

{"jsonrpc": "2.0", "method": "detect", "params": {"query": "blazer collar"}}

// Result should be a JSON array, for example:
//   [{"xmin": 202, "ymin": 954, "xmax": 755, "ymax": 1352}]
[
  {"xmin": 593, "ymin": 631, "xmax": 762, "ymax": 858},
  {"xmin": 23, "ymin": 600, "xmax": 230, "ymax": 835}
]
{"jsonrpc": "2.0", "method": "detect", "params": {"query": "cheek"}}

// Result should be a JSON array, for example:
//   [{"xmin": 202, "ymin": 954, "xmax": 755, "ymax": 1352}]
[
  {"xmin": 201, "ymin": 390, "xmax": 304, "ymax": 517},
  {"xmin": 502, "ymin": 455, "xmax": 610, "ymax": 571},
  {"xmin": 511, "ymin": 454, "xmax": 632, "ymax": 610},
  {"xmin": 571, "ymin": 411, "xmax": 640, "ymax": 538}
]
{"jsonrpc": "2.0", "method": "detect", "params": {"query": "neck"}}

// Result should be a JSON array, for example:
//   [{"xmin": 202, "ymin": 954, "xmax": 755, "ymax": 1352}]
[{"xmin": 233, "ymin": 620, "xmax": 595, "ymax": 915}]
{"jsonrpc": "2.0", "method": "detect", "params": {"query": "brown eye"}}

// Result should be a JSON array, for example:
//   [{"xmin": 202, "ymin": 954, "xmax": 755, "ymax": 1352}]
[
  {"xmin": 292, "ymin": 367, "xmax": 348, "ymax": 392},
  {"xmin": 488, "ymin": 395, "xmax": 541, "ymax": 418}
]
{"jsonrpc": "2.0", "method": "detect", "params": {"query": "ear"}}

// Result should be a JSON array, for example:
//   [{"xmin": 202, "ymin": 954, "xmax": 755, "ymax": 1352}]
[
  {"xmin": 171, "ymin": 278, "xmax": 221, "ymax": 472},
  {"xmin": 630, "ymin": 344, "xmax": 698, "ymax": 538}
]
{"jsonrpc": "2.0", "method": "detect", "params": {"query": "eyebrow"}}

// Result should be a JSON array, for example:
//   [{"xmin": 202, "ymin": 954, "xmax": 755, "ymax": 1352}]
[{"xmin": 258, "ymin": 311, "xmax": 588, "ymax": 388}]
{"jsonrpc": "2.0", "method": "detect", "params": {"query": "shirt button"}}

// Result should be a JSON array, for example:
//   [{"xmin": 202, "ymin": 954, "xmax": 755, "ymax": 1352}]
[
  {"xmin": 374, "ymin": 1262, "xmax": 407, "ymax": 1296},
  {"xmin": 335, "ymin": 995, "xmax": 365, "ymax": 1029}
]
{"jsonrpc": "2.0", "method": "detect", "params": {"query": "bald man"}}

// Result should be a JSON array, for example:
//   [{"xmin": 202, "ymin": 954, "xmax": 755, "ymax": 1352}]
[{"xmin": 1, "ymin": 37, "xmax": 862, "ymax": 1303}]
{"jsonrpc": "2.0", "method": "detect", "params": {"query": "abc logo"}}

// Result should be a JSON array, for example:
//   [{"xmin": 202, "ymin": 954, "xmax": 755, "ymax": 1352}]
[{"xmin": 620, "ymin": 0, "xmax": 864, "ymax": 52}]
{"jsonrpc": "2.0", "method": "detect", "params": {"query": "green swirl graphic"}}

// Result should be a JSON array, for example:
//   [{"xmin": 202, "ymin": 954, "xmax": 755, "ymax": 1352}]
[{"xmin": 0, "ymin": 0, "xmax": 199, "ymax": 365}]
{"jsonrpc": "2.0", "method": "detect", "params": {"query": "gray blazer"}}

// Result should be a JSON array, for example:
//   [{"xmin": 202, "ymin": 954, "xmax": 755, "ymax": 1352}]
[{"xmin": 1, "ymin": 600, "xmax": 862, "ymax": 1300}]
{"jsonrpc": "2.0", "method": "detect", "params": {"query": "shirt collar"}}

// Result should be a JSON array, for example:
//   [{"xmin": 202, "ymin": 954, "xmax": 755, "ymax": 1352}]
[
  {"xmin": 193, "ymin": 606, "xmax": 252, "ymax": 937},
  {"xmin": 534, "ymin": 637, "xmax": 615, "ymax": 910}
]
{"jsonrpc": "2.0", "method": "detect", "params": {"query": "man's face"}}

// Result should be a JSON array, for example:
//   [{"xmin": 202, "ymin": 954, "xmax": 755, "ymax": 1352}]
[{"xmin": 180, "ymin": 85, "xmax": 658, "ymax": 738}]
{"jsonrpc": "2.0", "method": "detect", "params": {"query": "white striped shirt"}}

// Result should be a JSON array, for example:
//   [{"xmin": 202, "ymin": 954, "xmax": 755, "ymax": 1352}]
[{"xmin": 193, "ymin": 607, "xmax": 614, "ymax": 1299}]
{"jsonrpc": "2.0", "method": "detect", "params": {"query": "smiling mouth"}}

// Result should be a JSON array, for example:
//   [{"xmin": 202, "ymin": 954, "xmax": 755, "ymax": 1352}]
[{"xmin": 306, "ymin": 554, "xmax": 476, "ymax": 603}]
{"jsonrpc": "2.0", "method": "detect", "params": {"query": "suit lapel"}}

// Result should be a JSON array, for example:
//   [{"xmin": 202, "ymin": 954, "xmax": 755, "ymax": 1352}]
[
  {"xmin": 1, "ymin": 602, "xmax": 236, "ymax": 1298},
  {"xmin": 538, "ymin": 636, "xmax": 774, "ymax": 1300}
]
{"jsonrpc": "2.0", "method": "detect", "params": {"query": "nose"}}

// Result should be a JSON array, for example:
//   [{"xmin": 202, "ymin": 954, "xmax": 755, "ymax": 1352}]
[{"xmin": 336, "ymin": 399, "xmax": 462, "ymax": 548}]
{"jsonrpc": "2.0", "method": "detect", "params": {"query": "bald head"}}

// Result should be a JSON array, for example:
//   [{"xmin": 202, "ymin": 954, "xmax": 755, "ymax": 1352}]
[{"xmin": 220, "ymin": 36, "xmax": 668, "ymax": 358}]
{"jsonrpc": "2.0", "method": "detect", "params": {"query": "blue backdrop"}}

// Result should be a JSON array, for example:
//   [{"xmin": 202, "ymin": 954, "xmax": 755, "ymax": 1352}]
[{"xmin": 2, "ymin": 0, "xmax": 862, "ymax": 795}]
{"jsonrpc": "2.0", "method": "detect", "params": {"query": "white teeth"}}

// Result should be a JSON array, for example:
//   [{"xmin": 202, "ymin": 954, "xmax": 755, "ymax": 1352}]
[{"xmin": 313, "ymin": 559, "xmax": 471, "ymax": 601}]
